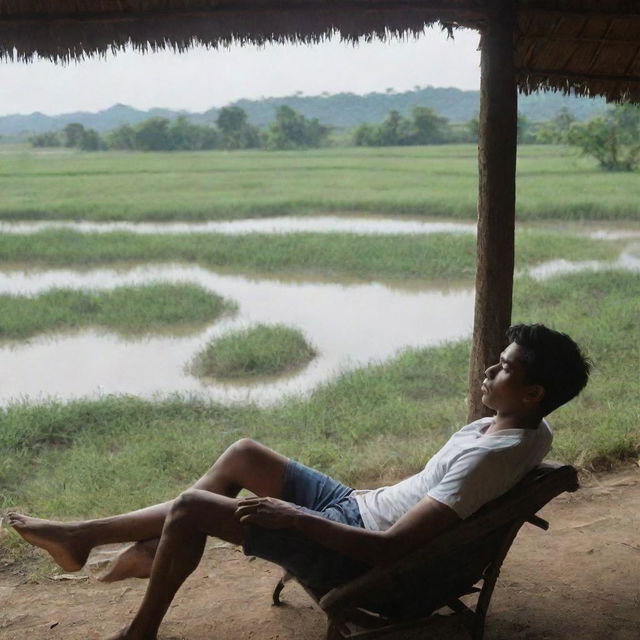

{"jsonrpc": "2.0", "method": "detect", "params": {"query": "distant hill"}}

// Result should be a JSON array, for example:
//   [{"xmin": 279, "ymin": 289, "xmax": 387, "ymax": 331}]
[{"xmin": 0, "ymin": 87, "xmax": 608, "ymax": 137}]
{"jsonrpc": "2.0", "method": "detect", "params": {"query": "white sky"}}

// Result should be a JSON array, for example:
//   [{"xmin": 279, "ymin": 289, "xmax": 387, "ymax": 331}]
[{"xmin": 0, "ymin": 27, "xmax": 481, "ymax": 116}]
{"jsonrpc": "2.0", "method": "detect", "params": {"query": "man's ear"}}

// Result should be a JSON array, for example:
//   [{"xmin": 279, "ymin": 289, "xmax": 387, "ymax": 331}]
[{"xmin": 523, "ymin": 384, "xmax": 545, "ymax": 407}]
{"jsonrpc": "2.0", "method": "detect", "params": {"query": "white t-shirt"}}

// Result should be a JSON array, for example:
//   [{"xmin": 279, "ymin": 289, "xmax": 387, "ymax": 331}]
[{"xmin": 354, "ymin": 417, "xmax": 553, "ymax": 530}]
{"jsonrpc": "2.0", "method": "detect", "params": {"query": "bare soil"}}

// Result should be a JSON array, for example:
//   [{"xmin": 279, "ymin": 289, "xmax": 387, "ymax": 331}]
[{"xmin": 1, "ymin": 466, "xmax": 638, "ymax": 640}]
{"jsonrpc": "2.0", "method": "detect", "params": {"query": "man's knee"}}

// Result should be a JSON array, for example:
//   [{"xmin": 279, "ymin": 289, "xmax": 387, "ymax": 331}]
[
  {"xmin": 227, "ymin": 438, "xmax": 262, "ymax": 459},
  {"xmin": 215, "ymin": 438, "xmax": 263, "ymax": 471},
  {"xmin": 167, "ymin": 489, "xmax": 201, "ymax": 525}
]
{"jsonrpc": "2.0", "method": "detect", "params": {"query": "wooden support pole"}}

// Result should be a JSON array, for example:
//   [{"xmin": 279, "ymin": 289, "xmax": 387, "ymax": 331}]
[{"xmin": 467, "ymin": 0, "xmax": 518, "ymax": 422}]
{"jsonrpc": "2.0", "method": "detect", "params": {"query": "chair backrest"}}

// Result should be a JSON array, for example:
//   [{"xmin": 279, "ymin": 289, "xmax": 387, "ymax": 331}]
[{"xmin": 320, "ymin": 462, "xmax": 579, "ymax": 618}]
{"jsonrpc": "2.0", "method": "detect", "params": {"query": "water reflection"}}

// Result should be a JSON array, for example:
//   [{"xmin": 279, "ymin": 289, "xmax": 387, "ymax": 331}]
[{"xmin": 0, "ymin": 265, "xmax": 475, "ymax": 406}]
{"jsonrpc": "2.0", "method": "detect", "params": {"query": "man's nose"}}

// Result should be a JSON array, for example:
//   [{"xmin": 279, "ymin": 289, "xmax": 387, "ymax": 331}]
[{"xmin": 485, "ymin": 363, "xmax": 497, "ymax": 378}]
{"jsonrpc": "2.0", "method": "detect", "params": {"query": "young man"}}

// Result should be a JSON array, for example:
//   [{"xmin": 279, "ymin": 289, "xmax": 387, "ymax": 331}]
[{"xmin": 7, "ymin": 323, "xmax": 590, "ymax": 640}]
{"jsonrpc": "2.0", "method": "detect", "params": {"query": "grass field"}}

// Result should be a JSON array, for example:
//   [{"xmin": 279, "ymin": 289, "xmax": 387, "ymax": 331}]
[
  {"xmin": 1, "ymin": 145, "xmax": 638, "ymax": 221},
  {"xmin": 0, "ymin": 270, "xmax": 637, "ymax": 530},
  {"xmin": 0, "ymin": 228, "xmax": 622, "ymax": 280},
  {"xmin": 0, "ymin": 142, "xmax": 638, "ymax": 568},
  {"xmin": 0, "ymin": 283, "xmax": 236, "ymax": 339},
  {"xmin": 191, "ymin": 324, "xmax": 317, "ymax": 378}
]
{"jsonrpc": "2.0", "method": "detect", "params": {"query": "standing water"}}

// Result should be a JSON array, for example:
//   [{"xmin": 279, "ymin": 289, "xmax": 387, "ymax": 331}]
[{"xmin": 0, "ymin": 265, "xmax": 474, "ymax": 405}]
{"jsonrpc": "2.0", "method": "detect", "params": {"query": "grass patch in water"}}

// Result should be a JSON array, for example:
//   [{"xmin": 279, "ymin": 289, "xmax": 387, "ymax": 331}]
[
  {"xmin": 191, "ymin": 324, "xmax": 316, "ymax": 378},
  {"xmin": 0, "ymin": 283, "xmax": 236, "ymax": 340},
  {"xmin": 0, "ymin": 229, "xmax": 620, "ymax": 281}
]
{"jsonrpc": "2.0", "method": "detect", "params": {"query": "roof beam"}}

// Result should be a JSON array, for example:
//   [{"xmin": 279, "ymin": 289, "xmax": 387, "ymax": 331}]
[
  {"xmin": 519, "ymin": 35, "xmax": 640, "ymax": 46},
  {"xmin": 519, "ymin": 7, "xmax": 640, "ymax": 20},
  {"xmin": 0, "ymin": 2, "xmax": 487, "ymax": 24}
]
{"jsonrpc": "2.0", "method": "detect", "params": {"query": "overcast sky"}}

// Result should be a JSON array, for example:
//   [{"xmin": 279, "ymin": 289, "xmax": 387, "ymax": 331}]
[{"xmin": 0, "ymin": 27, "xmax": 481, "ymax": 116}]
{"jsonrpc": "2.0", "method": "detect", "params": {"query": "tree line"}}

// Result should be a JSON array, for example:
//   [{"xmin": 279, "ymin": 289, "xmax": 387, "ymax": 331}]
[
  {"xmin": 30, "ymin": 105, "xmax": 328, "ymax": 152},
  {"xmin": 31, "ymin": 102, "xmax": 639, "ymax": 171}
]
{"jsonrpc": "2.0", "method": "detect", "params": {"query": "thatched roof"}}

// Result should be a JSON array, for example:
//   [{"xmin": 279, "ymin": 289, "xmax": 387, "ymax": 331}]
[{"xmin": 1, "ymin": 0, "xmax": 639, "ymax": 103}]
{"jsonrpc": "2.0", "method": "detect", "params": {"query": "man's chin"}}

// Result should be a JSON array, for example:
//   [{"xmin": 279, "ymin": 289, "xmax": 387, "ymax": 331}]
[{"xmin": 480, "ymin": 394, "xmax": 493, "ymax": 410}]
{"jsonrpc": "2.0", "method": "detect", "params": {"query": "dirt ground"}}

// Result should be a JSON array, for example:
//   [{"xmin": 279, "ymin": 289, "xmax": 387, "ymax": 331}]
[{"xmin": 1, "ymin": 465, "xmax": 638, "ymax": 640}]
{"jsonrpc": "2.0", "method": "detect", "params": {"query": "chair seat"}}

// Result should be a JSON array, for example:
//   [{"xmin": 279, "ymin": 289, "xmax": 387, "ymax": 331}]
[{"xmin": 273, "ymin": 462, "xmax": 579, "ymax": 640}]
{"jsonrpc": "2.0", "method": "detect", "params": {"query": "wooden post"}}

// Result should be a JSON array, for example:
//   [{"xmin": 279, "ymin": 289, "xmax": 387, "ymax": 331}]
[{"xmin": 467, "ymin": 0, "xmax": 518, "ymax": 422}]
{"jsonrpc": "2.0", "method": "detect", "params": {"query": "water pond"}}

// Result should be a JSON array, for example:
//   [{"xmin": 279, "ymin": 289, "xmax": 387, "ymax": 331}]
[{"xmin": 0, "ymin": 265, "xmax": 474, "ymax": 406}]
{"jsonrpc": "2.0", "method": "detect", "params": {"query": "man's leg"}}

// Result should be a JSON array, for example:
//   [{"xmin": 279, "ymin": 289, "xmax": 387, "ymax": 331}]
[
  {"xmin": 100, "ymin": 438, "xmax": 289, "ymax": 581},
  {"xmin": 108, "ymin": 489, "xmax": 244, "ymax": 640},
  {"xmin": 6, "ymin": 439, "xmax": 288, "ymax": 573}
]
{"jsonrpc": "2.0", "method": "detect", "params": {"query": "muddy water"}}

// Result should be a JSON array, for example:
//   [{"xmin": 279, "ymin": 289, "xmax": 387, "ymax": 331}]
[
  {"xmin": 525, "ymin": 248, "xmax": 640, "ymax": 279},
  {"xmin": 0, "ymin": 216, "xmax": 476, "ymax": 236},
  {"xmin": 2, "ymin": 217, "xmax": 639, "ymax": 239},
  {"xmin": 0, "ymin": 265, "xmax": 475, "ymax": 406}
]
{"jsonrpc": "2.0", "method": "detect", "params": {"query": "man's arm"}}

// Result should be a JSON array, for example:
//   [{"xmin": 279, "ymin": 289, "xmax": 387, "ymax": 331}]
[{"xmin": 235, "ymin": 495, "xmax": 459, "ymax": 566}]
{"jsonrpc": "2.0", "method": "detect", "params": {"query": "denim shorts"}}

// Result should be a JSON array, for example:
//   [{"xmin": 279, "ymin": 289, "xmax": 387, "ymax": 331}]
[{"xmin": 242, "ymin": 459, "xmax": 370, "ymax": 594}]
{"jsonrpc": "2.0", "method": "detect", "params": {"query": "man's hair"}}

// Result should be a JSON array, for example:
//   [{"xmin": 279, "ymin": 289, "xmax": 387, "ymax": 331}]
[{"xmin": 506, "ymin": 323, "xmax": 591, "ymax": 416}]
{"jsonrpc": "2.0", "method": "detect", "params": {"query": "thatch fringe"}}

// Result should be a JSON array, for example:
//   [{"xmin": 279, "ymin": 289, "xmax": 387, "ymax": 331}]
[
  {"xmin": 518, "ymin": 73, "xmax": 640, "ymax": 104},
  {"xmin": 0, "ymin": 11, "xmax": 471, "ymax": 64}
]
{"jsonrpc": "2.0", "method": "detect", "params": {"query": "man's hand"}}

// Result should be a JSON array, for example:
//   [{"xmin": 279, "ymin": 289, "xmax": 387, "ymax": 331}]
[{"xmin": 235, "ymin": 497, "xmax": 302, "ymax": 529}]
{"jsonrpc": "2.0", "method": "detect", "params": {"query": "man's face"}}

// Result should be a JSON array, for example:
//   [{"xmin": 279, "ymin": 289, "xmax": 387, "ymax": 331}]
[{"xmin": 481, "ymin": 342, "xmax": 540, "ymax": 414}]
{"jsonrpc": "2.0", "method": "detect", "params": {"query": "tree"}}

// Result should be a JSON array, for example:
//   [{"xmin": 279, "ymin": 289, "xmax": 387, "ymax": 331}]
[
  {"xmin": 216, "ymin": 107, "xmax": 259, "ymax": 150},
  {"xmin": 517, "ymin": 112, "xmax": 537, "ymax": 144},
  {"xmin": 353, "ymin": 123, "xmax": 377, "ymax": 146},
  {"xmin": 567, "ymin": 103, "xmax": 640, "ymax": 171},
  {"xmin": 63, "ymin": 123, "xmax": 86, "ymax": 147},
  {"xmin": 169, "ymin": 116, "xmax": 218, "ymax": 150},
  {"xmin": 410, "ymin": 106, "xmax": 449, "ymax": 144},
  {"xmin": 107, "ymin": 124, "xmax": 136, "ymax": 150},
  {"xmin": 535, "ymin": 107, "xmax": 576, "ymax": 144},
  {"xmin": 466, "ymin": 115, "xmax": 480, "ymax": 143},
  {"xmin": 377, "ymin": 110, "xmax": 412, "ymax": 146},
  {"xmin": 263, "ymin": 105, "xmax": 328, "ymax": 150},
  {"xmin": 554, "ymin": 107, "xmax": 576, "ymax": 133},
  {"xmin": 30, "ymin": 131, "xmax": 62, "ymax": 147},
  {"xmin": 79, "ymin": 128, "xmax": 103, "ymax": 151},
  {"xmin": 134, "ymin": 117, "xmax": 172, "ymax": 151},
  {"xmin": 194, "ymin": 126, "xmax": 219, "ymax": 150},
  {"xmin": 352, "ymin": 107, "xmax": 450, "ymax": 147}
]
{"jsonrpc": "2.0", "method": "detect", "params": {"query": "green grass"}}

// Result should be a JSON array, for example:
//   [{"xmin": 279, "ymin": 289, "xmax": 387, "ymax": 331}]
[
  {"xmin": 191, "ymin": 324, "xmax": 316, "ymax": 378},
  {"xmin": 0, "ymin": 229, "xmax": 620, "ymax": 280},
  {"xmin": 0, "ymin": 284, "xmax": 237, "ymax": 340},
  {"xmin": 1, "ymin": 145, "xmax": 638, "ymax": 221},
  {"xmin": 1, "ymin": 270, "xmax": 637, "ymax": 530}
]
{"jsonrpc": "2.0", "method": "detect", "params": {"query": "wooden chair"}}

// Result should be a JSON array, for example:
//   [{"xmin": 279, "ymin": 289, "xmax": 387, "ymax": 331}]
[{"xmin": 272, "ymin": 462, "xmax": 579, "ymax": 640}]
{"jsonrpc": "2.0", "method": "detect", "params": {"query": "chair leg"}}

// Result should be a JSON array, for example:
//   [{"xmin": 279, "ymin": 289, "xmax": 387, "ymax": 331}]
[
  {"xmin": 472, "ymin": 520, "xmax": 524, "ymax": 640},
  {"xmin": 272, "ymin": 571, "xmax": 293, "ymax": 606},
  {"xmin": 326, "ymin": 619, "xmax": 344, "ymax": 640}
]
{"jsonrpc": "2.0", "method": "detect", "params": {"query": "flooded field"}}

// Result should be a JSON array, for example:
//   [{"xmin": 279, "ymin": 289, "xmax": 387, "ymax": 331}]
[
  {"xmin": 0, "ymin": 264, "xmax": 475, "ymax": 405},
  {"xmin": 1, "ymin": 217, "xmax": 637, "ymax": 406}
]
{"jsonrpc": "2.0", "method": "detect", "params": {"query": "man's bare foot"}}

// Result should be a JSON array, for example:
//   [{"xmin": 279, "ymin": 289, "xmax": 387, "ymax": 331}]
[
  {"xmin": 5, "ymin": 512, "xmax": 91, "ymax": 572},
  {"xmin": 99, "ymin": 540, "xmax": 157, "ymax": 582}
]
